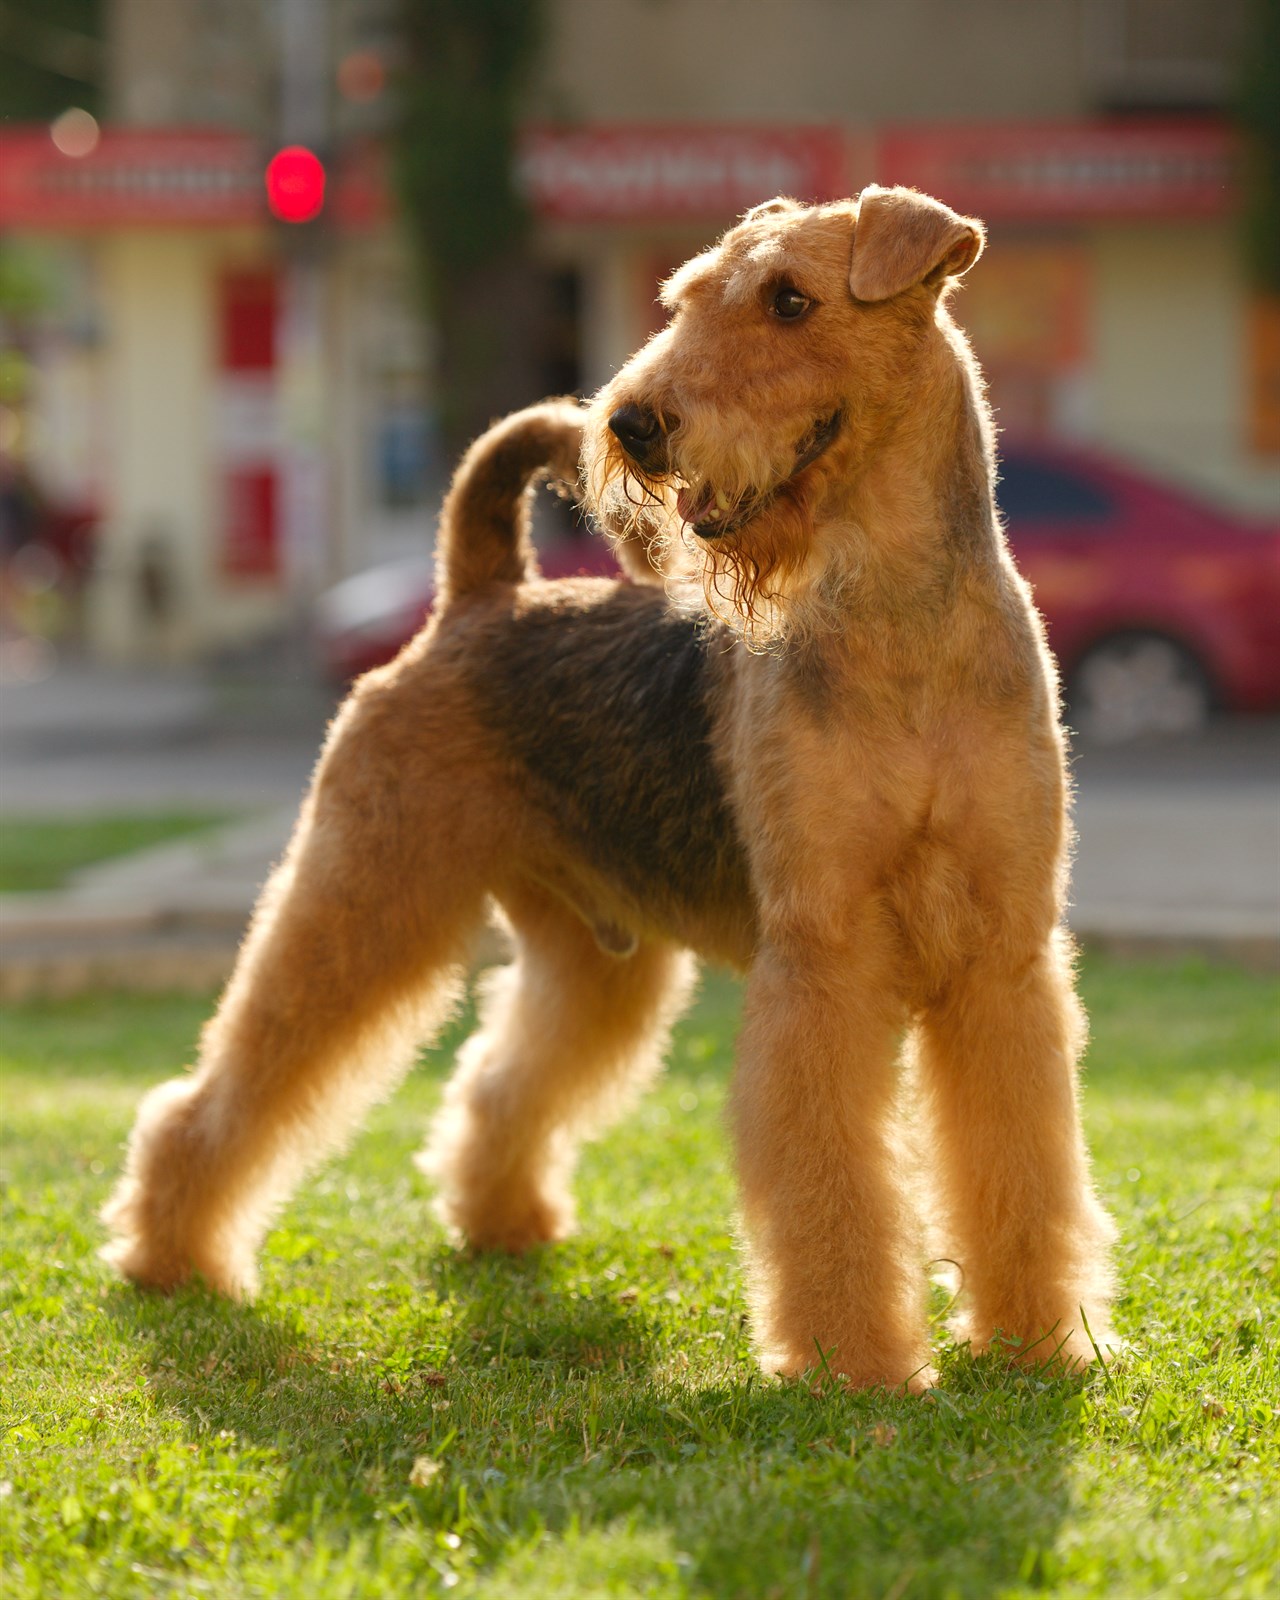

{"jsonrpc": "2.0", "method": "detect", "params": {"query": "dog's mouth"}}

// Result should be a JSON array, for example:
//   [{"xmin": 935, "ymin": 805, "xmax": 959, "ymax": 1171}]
[{"xmin": 675, "ymin": 410, "xmax": 843, "ymax": 539}]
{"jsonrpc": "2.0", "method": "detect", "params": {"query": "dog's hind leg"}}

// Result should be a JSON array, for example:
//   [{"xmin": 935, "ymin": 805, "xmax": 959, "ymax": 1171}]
[
  {"xmin": 102, "ymin": 672, "xmax": 492, "ymax": 1298},
  {"xmin": 916, "ymin": 929, "xmax": 1117, "ymax": 1371},
  {"xmin": 422, "ymin": 883, "xmax": 696, "ymax": 1251}
]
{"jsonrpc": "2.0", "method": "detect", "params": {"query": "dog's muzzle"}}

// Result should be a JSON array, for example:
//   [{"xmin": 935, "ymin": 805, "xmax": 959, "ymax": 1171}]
[
  {"xmin": 608, "ymin": 403, "xmax": 668, "ymax": 471},
  {"xmin": 687, "ymin": 408, "xmax": 844, "ymax": 540}
]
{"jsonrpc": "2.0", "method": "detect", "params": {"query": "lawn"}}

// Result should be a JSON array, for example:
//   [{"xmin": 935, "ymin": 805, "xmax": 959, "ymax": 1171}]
[
  {"xmin": 1, "ymin": 957, "xmax": 1276, "ymax": 1599},
  {"xmin": 0, "ymin": 815, "xmax": 230, "ymax": 895}
]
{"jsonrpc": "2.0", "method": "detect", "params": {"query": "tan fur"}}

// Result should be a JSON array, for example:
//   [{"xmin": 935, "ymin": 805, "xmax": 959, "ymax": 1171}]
[{"xmin": 104, "ymin": 185, "xmax": 1116, "ymax": 1394}]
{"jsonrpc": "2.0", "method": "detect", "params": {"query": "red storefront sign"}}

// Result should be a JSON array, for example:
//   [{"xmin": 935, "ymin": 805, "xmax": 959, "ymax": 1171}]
[
  {"xmin": 0, "ymin": 129, "xmax": 260, "ymax": 227},
  {"xmin": 0, "ymin": 127, "xmax": 388, "ymax": 229},
  {"xmin": 517, "ymin": 124, "xmax": 849, "ymax": 223},
  {"xmin": 877, "ymin": 120, "xmax": 1237, "ymax": 220},
  {"xmin": 0, "ymin": 121, "xmax": 1236, "ymax": 233},
  {"xmin": 517, "ymin": 121, "xmax": 1235, "ymax": 226}
]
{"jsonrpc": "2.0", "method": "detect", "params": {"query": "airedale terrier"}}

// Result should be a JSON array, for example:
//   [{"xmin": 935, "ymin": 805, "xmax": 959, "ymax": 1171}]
[{"xmin": 104, "ymin": 185, "xmax": 1116, "ymax": 1391}]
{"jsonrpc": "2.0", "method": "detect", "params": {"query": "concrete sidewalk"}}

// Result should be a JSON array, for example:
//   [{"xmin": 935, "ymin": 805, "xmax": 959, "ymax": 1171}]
[
  {"xmin": 0, "ymin": 808, "xmax": 295, "ymax": 996},
  {"xmin": 0, "ymin": 656, "xmax": 324, "ymax": 994},
  {"xmin": 1, "ymin": 773, "xmax": 1275, "ymax": 997},
  {"xmin": 1, "ymin": 661, "xmax": 1276, "ymax": 993},
  {"xmin": 1072, "ymin": 785, "xmax": 1278, "ymax": 951}
]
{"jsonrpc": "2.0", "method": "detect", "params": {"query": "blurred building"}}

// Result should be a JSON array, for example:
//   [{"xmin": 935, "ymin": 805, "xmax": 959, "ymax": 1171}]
[
  {"xmin": 530, "ymin": 0, "xmax": 1275, "ymax": 508},
  {"xmin": 0, "ymin": 0, "xmax": 1275, "ymax": 662},
  {"xmin": 1, "ymin": 0, "xmax": 423, "ymax": 661}
]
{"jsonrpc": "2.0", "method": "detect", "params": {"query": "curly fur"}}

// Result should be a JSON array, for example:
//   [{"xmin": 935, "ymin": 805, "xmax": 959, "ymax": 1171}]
[{"xmin": 103, "ymin": 186, "xmax": 1117, "ymax": 1393}]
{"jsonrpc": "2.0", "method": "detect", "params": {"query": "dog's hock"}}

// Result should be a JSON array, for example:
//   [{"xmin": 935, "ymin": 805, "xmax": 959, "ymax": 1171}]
[{"xmin": 848, "ymin": 184, "xmax": 985, "ymax": 303}]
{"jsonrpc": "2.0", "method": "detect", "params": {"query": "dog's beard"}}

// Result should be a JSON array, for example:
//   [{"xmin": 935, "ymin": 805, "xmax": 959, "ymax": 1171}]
[{"xmin": 582, "ymin": 425, "xmax": 816, "ymax": 648}]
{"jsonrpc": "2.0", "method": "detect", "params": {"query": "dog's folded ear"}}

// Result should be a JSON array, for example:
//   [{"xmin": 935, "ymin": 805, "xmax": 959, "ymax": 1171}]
[{"xmin": 849, "ymin": 185, "xmax": 985, "ymax": 303}]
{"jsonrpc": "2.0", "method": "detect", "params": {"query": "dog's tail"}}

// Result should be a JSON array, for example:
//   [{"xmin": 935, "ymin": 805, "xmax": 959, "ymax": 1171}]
[{"xmin": 435, "ymin": 399, "xmax": 585, "ymax": 608}]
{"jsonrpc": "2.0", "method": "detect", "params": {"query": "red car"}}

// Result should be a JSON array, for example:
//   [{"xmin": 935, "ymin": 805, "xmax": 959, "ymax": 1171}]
[
  {"xmin": 999, "ymin": 446, "xmax": 1280, "ymax": 740},
  {"xmin": 317, "ymin": 448, "xmax": 1280, "ymax": 740}
]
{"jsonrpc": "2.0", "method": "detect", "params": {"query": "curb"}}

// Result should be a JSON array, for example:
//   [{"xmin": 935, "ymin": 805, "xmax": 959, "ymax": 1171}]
[
  {"xmin": 1075, "ymin": 930, "xmax": 1279, "ymax": 975},
  {"xmin": 0, "ymin": 930, "xmax": 239, "ymax": 1000},
  {"xmin": 0, "ymin": 908, "xmax": 245, "ymax": 1001}
]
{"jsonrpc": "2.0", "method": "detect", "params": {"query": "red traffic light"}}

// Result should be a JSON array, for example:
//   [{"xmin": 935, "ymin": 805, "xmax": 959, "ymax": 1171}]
[{"xmin": 265, "ymin": 145, "xmax": 326, "ymax": 223}]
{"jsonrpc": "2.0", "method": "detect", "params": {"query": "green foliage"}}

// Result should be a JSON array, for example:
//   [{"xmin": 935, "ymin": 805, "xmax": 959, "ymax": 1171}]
[
  {"xmin": 390, "ymin": 0, "xmax": 549, "ymax": 454},
  {"xmin": 1, "ymin": 958, "xmax": 1277, "ymax": 1597},
  {"xmin": 1238, "ymin": 0, "xmax": 1280, "ymax": 289},
  {"xmin": 0, "ymin": 243, "xmax": 53, "ymax": 320},
  {"xmin": 0, "ymin": 0, "xmax": 103, "ymax": 121},
  {"xmin": 392, "ymin": 0, "xmax": 546, "ymax": 287}
]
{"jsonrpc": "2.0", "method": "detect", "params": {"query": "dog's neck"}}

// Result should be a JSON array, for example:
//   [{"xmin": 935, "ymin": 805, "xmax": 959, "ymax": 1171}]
[{"xmin": 817, "ymin": 315, "xmax": 1000, "ymax": 618}]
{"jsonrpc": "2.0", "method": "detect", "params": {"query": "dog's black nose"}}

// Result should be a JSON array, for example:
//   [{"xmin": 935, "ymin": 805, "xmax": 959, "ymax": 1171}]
[{"xmin": 608, "ymin": 403, "xmax": 662, "ymax": 462}]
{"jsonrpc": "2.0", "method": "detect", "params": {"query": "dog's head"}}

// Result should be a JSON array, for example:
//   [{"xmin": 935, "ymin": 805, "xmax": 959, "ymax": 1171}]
[{"xmin": 582, "ymin": 186, "xmax": 984, "ymax": 641}]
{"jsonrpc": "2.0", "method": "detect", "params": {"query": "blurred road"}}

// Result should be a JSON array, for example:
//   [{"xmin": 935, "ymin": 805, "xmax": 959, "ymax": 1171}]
[
  {"xmin": 0, "ymin": 659, "xmax": 328, "ymax": 815},
  {"xmin": 1071, "ymin": 720, "xmax": 1279, "ymax": 944},
  {"xmin": 1, "ymin": 659, "xmax": 1276, "ymax": 993}
]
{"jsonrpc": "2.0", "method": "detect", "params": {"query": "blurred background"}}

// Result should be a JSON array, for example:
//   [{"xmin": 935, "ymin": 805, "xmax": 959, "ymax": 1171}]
[{"xmin": 0, "ymin": 0, "xmax": 1277, "ymax": 990}]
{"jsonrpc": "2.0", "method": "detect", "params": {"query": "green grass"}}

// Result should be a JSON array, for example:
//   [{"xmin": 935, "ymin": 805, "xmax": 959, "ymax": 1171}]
[
  {"xmin": 1, "ymin": 957, "xmax": 1277, "ymax": 1598},
  {"xmin": 0, "ymin": 814, "xmax": 231, "ymax": 894}
]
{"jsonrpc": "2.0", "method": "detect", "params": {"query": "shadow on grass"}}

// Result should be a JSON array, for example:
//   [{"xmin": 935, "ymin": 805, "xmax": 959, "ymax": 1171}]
[
  {"xmin": 12, "ymin": 951, "xmax": 1274, "ymax": 1591},
  {"xmin": 110, "ymin": 1251, "xmax": 1086, "ymax": 1599},
  {"xmin": 73, "ymin": 961, "xmax": 1110, "ymax": 1593}
]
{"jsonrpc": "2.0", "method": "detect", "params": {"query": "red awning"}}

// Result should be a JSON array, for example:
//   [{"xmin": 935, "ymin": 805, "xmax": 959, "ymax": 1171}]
[
  {"xmin": 877, "ymin": 119, "xmax": 1237, "ymax": 221},
  {"xmin": 516, "ymin": 124, "xmax": 849, "ymax": 224},
  {"xmin": 0, "ymin": 127, "xmax": 388, "ymax": 230}
]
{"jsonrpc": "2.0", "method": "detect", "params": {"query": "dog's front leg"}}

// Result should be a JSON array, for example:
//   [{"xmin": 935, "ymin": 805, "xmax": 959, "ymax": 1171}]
[
  {"xmin": 917, "ymin": 928, "xmax": 1117, "ymax": 1371},
  {"xmin": 730, "ymin": 924, "xmax": 933, "ymax": 1392}
]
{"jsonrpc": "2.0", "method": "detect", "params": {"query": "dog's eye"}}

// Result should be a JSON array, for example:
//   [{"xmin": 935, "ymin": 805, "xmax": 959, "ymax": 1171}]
[{"xmin": 771, "ymin": 286, "xmax": 811, "ymax": 320}]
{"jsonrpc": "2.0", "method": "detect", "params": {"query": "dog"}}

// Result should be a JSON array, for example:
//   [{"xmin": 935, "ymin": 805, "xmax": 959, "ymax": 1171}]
[{"xmin": 103, "ymin": 185, "xmax": 1116, "ymax": 1391}]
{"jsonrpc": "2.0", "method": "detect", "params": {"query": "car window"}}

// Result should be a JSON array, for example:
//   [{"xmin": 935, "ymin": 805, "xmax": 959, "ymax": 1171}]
[{"xmin": 997, "ymin": 458, "xmax": 1114, "ymax": 525}]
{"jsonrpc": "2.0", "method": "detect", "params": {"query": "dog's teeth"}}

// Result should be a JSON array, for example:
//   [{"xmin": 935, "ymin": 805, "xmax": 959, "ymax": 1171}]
[
  {"xmin": 715, "ymin": 490, "xmax": 730, "ymax": 510},
  {"xmin": 709, "ymin": 507, "xmax": 722, "ymax": 520}
]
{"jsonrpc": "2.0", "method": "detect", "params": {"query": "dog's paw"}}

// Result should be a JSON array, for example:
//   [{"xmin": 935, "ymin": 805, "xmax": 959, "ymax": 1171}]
[
  {"xmin": 433, "ymin": 1183, "xmax": 574, "ymax": 1255},
  {"xmin": 100, "ymin": 1182, "xmax": 257, "ymax": 1299},
  {"xmin": 965, "ymin": 1317, "xmax": 1122, "ymax": 1376},
  {"xmin": 760, "ymin": 1344, "xmax": 936, "ymax": 1395},
  {"xmin": 100, "ymin": 1229, "xmax": 257, "ymax": 1300},
  {"xmin": 99, "ymin": 1227, "xmax": 191, "ymax": 1294}
]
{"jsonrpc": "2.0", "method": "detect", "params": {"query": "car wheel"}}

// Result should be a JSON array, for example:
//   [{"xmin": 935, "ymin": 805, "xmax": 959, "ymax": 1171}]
[{"xmin": 1068, "ymin": 632, "xmax": 1214, "ymax": 742}]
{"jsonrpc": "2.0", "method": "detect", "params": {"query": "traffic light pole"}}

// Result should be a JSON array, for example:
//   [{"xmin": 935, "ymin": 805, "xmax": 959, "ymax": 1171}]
[{"xmin": 276, "ymin": 0, "xmax": 331, "ymax": 610}]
